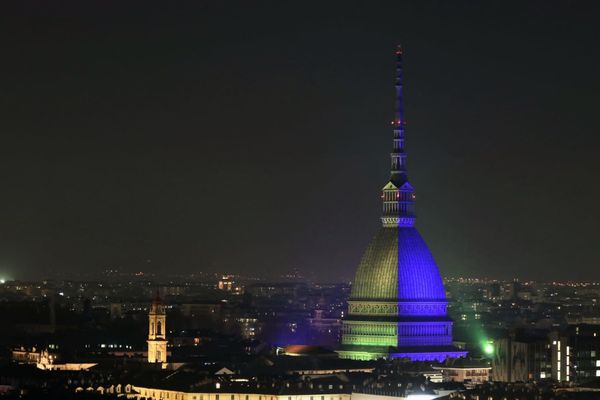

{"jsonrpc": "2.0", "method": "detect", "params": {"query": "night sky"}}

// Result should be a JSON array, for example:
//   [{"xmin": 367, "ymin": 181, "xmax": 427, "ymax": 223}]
[{"xmin": 1, "ymin": 1, "xmax": 599, "ymax": 281}]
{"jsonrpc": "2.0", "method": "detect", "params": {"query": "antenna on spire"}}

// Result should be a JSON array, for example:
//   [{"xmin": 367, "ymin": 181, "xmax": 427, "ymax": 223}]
[
  {"xmin": 390, "ymin": 45, "xmax": 407, "ymax": 177},
  {"xmin": 394, "ymin": 44, "xmax": 405, "ymax": 128}
]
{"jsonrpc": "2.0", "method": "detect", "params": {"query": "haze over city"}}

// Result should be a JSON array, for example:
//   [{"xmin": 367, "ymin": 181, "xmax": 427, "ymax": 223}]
[{"xmin": 1, "ymin": 1, "xmax": 598, "ymax": 282}]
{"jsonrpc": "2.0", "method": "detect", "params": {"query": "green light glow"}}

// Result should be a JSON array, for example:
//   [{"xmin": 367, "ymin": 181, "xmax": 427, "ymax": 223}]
[{"xmin": 483, "ymin": 341, "xmax": 494, "ymax": 355}]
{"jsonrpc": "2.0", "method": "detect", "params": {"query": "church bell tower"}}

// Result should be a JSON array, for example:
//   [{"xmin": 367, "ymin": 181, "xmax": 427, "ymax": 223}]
[{"xmin": 147, "ymin": 291, "xmax": 167, "ymax": 363}]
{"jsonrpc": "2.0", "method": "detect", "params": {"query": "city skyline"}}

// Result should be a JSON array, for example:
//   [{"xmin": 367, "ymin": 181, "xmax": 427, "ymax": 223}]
[{"xmin": 1, "ymin": 1, "xmax": 599, "ymax": 281}]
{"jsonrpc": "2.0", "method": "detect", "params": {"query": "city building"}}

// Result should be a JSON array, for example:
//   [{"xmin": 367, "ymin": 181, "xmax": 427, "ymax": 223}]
[
  {"xmin": 338, "ymin": 47, "xmax": 467, "ymax": 362},
  {"xmin": 218, "ymin": 275, "xmax": 241, "ymax": 293},
  {"xmin": 491, "ymin": 331, "xmax": 552, "ymax": 382},
  {"xmin": 432, "ymin": 358, "xmax": 491, "ymax": 384},
  {"xmin": 492, "ymin": 325, "xmax": 600, "ymax": 383},
  {"xmin": 550, "ymin": 325, "xmax": 600, "ymax": 382}
]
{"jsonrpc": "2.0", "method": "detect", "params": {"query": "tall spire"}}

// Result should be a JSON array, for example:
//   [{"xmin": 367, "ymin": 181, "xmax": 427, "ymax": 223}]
[
  {"xmin": 381, "ymin": 45, "xmax": 415, "ymax": 228},
  {"xmin": 391, "ymin": 45, "xmax": 407, "ymax": 184},
  {"xmin": 395, "ymin": 45, "xmax": 405, "ymax": 129}
]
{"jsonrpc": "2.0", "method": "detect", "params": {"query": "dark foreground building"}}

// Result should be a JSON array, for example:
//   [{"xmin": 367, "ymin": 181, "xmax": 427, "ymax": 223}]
[
  {"xmin": 493, "ymin": 325, "xmax": 600, "ymax": 383},
  {"xmin": 338, "ymin": 48, "xmax": 467, "ymax": 361}
]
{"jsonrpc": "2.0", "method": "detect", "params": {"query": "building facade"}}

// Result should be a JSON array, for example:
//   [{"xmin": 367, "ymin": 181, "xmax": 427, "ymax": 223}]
[
  {"xmin": 492, "ymin": 326, "xmax": 600, "ymax": 382},
  {"xmin": 338, "ymin": 47, "xmax": 466, "ymax": 361}
]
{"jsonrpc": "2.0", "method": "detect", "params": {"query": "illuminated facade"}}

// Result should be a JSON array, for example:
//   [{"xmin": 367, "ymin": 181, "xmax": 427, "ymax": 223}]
[
  {"xmin": 338, "ymin": 47, "xmax": 467, "ymax": 361},
  {"xmin": 147, "ymin": 293, "xmax": 167, "ymax": 363}
]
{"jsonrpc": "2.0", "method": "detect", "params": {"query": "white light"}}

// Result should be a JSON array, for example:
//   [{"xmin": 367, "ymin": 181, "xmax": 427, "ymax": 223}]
[{"xmin": 0, "ymin": 279, "xmax": 5, "ymax": 284}]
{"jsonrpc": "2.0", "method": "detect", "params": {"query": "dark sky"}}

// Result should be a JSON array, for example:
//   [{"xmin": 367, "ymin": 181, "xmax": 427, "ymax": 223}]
[{"xmin": 1, "ymin": 1, "xmax": 599, "ymax": 281}]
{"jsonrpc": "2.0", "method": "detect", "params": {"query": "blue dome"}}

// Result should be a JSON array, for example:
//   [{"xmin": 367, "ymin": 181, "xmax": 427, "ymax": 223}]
[
  {"xmin": 350, "ymin": 226, "xmax": 446, "ymax": 302},
  {"xmin": 397, "ymin": 227, "xmax": 447, "ymax": 300}
]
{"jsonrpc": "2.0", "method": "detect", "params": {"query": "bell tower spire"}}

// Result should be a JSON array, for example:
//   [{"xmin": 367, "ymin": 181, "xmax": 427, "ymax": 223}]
[
  {"xmin": 381, "ymin": 45, "xmax": 416, "ymax": 228},
  {"xmin": 147, "ymin": 290, "xmax": 167, "ymax": 364}
]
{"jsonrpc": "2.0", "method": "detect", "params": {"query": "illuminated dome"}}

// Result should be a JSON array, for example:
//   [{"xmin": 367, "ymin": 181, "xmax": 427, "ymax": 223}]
[
  {"xmin": 337, "ymin": 47, "xmax": 467, "ymax": 362},
  {"xmin": 351, "ymin": 227, "xmax": 446, "ymax": 303}
]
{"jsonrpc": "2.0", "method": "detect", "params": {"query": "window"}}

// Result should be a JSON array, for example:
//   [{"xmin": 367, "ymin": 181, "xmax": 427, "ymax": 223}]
[
  {"xmin": 157, "ymin": 321, "xmax": 162, "ymax": 335},
  {"xmin": 231, "ymin": 396, "xmax": 235, "ymax": 400}
]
